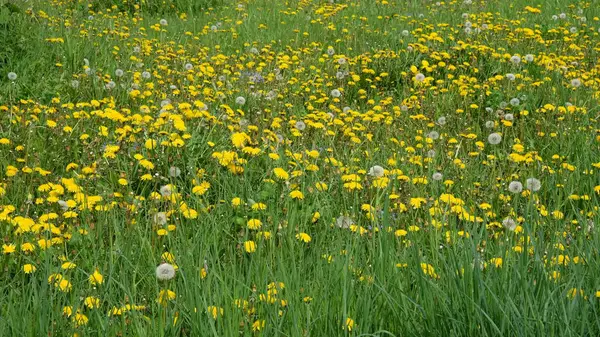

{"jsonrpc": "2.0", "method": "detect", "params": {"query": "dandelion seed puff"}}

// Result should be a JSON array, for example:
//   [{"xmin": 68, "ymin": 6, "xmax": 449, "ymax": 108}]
[
  {"xmin": 559, "ymin": 13, "xmax": 566, "ymax": 19},
  {"xmin": 235, "ymin": 96, "xmax": 246, "ymax": 105},
  {"xmin": 343, "ymin": 106, "xmax": 351, "ymax": 113},
  {"xmin": 156, "ymin": 263, "xmax": 175, "ymax": 281},
  {"xmin": 571, "ymin": 78, "xmax": 581, "ymax": 87},
  {"xmin": 7, "ymin": 72, "xmax": 17, "ymax": 80},
  {"xmin": 506, "ymin": 73, "xmax": 516, "ymax": 81},
  {"xmin": 569, "ymin": 27, "xmax": 577, "ymax": 34},
  {"xmin": 526, "ymin": 178, "xmax": 541, "ymax": 192},
  {"xmin": 464, "ymin": 27, "xmax": 472, "ymax": 34},
  {"xmin": 159, "ymin": 19, "xmax": 168, "ymax": 26},
  {"xmin": 160, "ymin": 185, "xmax": 172, "ymax": 197},
  {"xmin": 525, "ymin": 54, "xmax": 534, "ymax": 62},
  {"xmin": 401, "ymin": 30, "xmax": 410, "ymax": 36},
  {"xmin": 211, "ymin": 25, "xmax": 218, "ymax": 32},
  {"xmin": 400, "ymin": 105, "xmax": 408, "ymax": 112},
  {"xmin": 337, "ymin": 58, "xmax": 346, "ymax": 65},
  {"xmin": 327, "ymin": 47, "xmax": 335, "ymax": 56},
  {"xmin": 427, "ymin": 150, "xmax": 436, "ymax": 158},
  {"xmin": 336, "ymin": 216, "xmax": 354, "ymax": 229},
  {"xmin": 462, "ymin": 13, "xmax": 469, "ymax": 19},
  {"xmin": 71, "ymin": 80, "xmax": 80, "ymax": 88},
  {"xmin": 502, "ymin": 217, "xmax": 517, "ymax": 231},
  {"xmin": 415, "ymin": 73, "xmax": 425, "ymax": 82},
  {"xmin": 153, "ymin": 212, "xmax": 167, "ymax": 225},
  {"xmin": 58, "ymin": 200, "xmax": 69, "ymax": 211},
  {"xmin": 295, "ymin": 121, "xmax": 306, "ymax": 131},
  {"xmin": 437, "ymin": 116, "xmax": 446, "ymax": 125},
  {"xmin": 432, "ymin": 172, "xmax": 443, "ymax": 181},
  {"xmin": 510, "ymin": 98, "xmax": 520, "ymax": 106},
  {"xmin": 485, "ymin": 121, "xmax": 495, "ymax": 128},
  {"xmin": 368, "ymin": 165, "xmax": 385, "ymax": 178},
  {"xmin": 485, "ymin": 107, "xmax": 494, "ymax": 113},
  {"xmin": 326, "ymin": 112, "xmax": 335, "ymax": 119},
  {"xmin": 115, "ymin": 69, "xmax": 124, "ymax": 77},
  {"xmin": 552, "ymin": 15, "xmax": 558, "ymax": 20},
  {"xmin": 508, "ymin": 181, "xmax": 523, "ymax": 193},
  {"xmin": 336, "ymin": 71, "xmax": 345, "ymax": 80},
  {"xmin": 504, "ymin": 114, "xmax": 514, "ymax": 121},
  {"xmin": 427, "ymin": 131, "xmax": 440, "ymax": 140},
  {"xmin": 169, "ymin": 166, "xmax": 181, "ymax": 178},
  {"xmin": 499, "ymin": 101, "xmax": 508, "ymax": 109},
  {"xmin": 510, "ymin": 55, "xmax": 521, "ymax": 65},
  {"xmin": 488, "ymin": 133, "xmax": 502, "ymax": 145},
  {"xmin": 481, "ymin": 23, "xmax": 488, "ymax": 30},
  {"xmin": 184, "ymin": 63, "xmax": 193, "ymax": 70},
  {"xmin": 133, "ymin": 46, "xmax": 141, "ymax": 53},
  {"xmin": 142, "ymin": 71, "xmax": 151, "ymax": 79},
  {"xmin": 330, "ymin": 89, "xmax": 341, "ymax": 98},
  {"xmin": 105, "ymin": 81, "xmax": 116, "ymax": 90},
  {"xmin": 464, "ymin": 21, "xmax": 472, "ymax": 28}
]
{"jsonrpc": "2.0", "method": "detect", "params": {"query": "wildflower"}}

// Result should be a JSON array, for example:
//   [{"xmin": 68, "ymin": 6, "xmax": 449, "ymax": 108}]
[
  {"xmin": 235, "ymin": 96, "xmax": 246, "ymax": 105},
  {"xmin": 169, "ymin": 166, "xmax": 181, "ymax": 177},
  {"xmin": 485, "ymin": 121, "xmax": 495, "ymax": 128},
  {"xmin": 508, "ymin": 181, "xmax": 523, "ymax": 194},
  {"xmin": 153, "ymin": 212, "xmax": 167, "ymax": 225},
  {"xmin": 273, "ymin": 168, "xmax": 290, "ymax": 180},
  {"xmin": 571, "ymin": 78, "xmax": 581, "ymax": 88},
  {"xmin": 368, "ymin": 165, "xmax": 385, "ymax": 177},
  {"xmin": 506, "ymin": 73, "xmax": 516, "ymax": 81},
  {"xmin": 510, "ymin": 55, "xmax": 521, "ymax": 65},
  {"xmin": 330, "ymin": 89, "xmax": 341, "ymax": 98},
  {"xmin": 296, "ymin": 232, "xmax": 312, "ymax": 243},
  {"xmin": 160, "ymin": 185, "xmax": 172, "ymax": 197},
  {"xmin": 207, "ymin": 306, "xmax": 224, "ymax": 319},
  {"xmin": 160, "ymin": 19, "xmax": 168, "ymax": 26},
  {"xmin": 437, "ymin": 116, "xmax": 446, "ymax": 125},
  {"xmin": 23, "ymin": 264, "xmax": 36, "ymax": 274},
  {"xmin": 156, "ymin": 263, "xmax": 176, "ymax": 281},
  {"xmin": 526, "ymin": 178, "xmax": 541, "ymax": 192},
  {"xmin": 502, "ymin": 217, "xmax": 517, "ymax": 231},
  {"xmin": 71, "ymin": 80, "xmax": 79, "ymax": 88},
  {"xmin": 525, "ymin": 54, "xmax": 534, "ymax": 62},
  {"xmin": 290, "ymin": 190, "xmax": 304, "ymax": 200},
  {"xmin": 247, "ymin": 219, "xmax": 262, "ymax": 230},
  {"xmin": 432, "ymin": 172, "xmax": 443, "ymax": 181},
  {"xmin": 415, "ymin": 73, "xmax": 425, "ymax": 82},
  {"xmin": 157, "ymin": 289, "xmax": 176, "ymax": 305},
  {"xmin": 336, "ymin": 216, "xmax": 354, "ymax": 229},
  {"xmin": 488, "ymin": 133, "xmax": 502, "ymax": 145},
  {"xmin": 509, "ymin": 98, "xmax": 520, "ymax": 106},
  {"xmin": 115, "ymin": 69, "xmax": 124, "ymax": 77},
  {"xmin": 89, "ymin": 269, "xmax": 104, "ymax": 285},
  {"xmin": 343, "ymin": 317, "xmax": 355, "ymax": 331},
  {"xmin": 7, "ymin": 72, "xmax": 17, "ymax": 80},
  {"xmin": 295, "ymin": 121, "xmax": 306, "ymax": 131},
  {"xmin": 244, "ymin": 240, "xmax": 256, "ymax": 253}
]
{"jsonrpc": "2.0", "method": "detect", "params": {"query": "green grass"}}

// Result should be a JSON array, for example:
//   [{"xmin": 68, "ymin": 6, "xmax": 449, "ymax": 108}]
[{"xmin": 1, "ymin": 0, "xmax": 600, "ymax": 336}]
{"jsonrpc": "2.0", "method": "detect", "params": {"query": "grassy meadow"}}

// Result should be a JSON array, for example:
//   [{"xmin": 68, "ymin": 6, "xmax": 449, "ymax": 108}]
[{"xmin": 1, "ymin": 0, "xmax": 600, "ymax": 335}]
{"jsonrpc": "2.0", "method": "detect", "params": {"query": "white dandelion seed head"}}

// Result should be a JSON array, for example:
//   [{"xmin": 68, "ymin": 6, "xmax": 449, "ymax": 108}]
[
  {"xmin": 415, "ymin": 73, "xmax": 425, "ymax": 82},
  {"xmin": 133, "ymin": 46, "xmax": 141, "ymax": 53},
  {"xmin": 526, "ymin": 178, "xmax": 541, "ymax": 192},
  {"xmin": 510, "ymin": 55, "xmax": 521, "ymax": 65},
  {"xmin": 337, "ymin": 57, "xmax": 346, "ymax": 65},
  {"xmin": 142, "ymin": 71, "xmax": 151, "ymax": 79},
  {"xmin": 169, "ymin": 166, "xmax": 181, "ymax": 178},
  {"xmin": 464, "ymin": 27, "xmax": 472, "ymax": 34},
  {"xmin": 160, "ymin": 185, "xmax": 172, "ymax": 197},
  {"xmin": 401, "ymin": 30, "xmax": 410, "ymax": 36},
  {"xmin": 427, "ymin": 149, "xmax": 436, "ymax": 158},
  {"xmin": 336, "ymin": 215, "xmax": 354, "ymax": 229},
  {"xmin": 156, "ymin": 263, "xmax": 176, "ymax": 281},
  {"xmin": 488, "ymin": 133, "xmax": 502, "ymax": 145},
  {"xmin": 400, "ymin": 105, "xmax": 409, "ymax": 112},
  {"xmin": 485, "ymin": 107, "xmax": 494, "ymax": 113},
  {"xmin": 159, "ymin": 19, "xmax": 168, "ymax": 26},
  {"xmin": 432, "ymin": 172, "xmax": 443, "ymax": 181},
  {"xmin": 153, "ymin": 212, "xmax": 167, "ymax": 225},
  {"xmin": 508, "ymin": 181, "xmax": 523, "ymax": 194},
  {"xmin": 185, "ymin": 63, "xmax": 193, "ymax": 70},
  {"xmin": 427, "ymin": 130, "xmax": 440, "ymax": 140},
  {"xmin": 559, "ymin": 13, "xmax": 566, "ymax": 19},
  {"xmin": 343, "ymin": 106, "xmax": 351, "ymax": 113},
  {"xmin": 295, "ymin": 121, "xmax": 306, "ymax": 131},
  {"xmin": 485, "ymin": 121, "xmax": 495, "ymax": 128},
  {"xmin": 336, "ymin": 71, "xmax": 345, "ymax": 80},
  {"xmin": 506, "ymin": 73, "xmax": 516, "ymax": 81},
  {"xmin": 571, "ymin": 78, "xmax": 581, "ymax": 87},
  {"xmin": 327, "ymin": 47, "xmax": 335, "ymax": 56},
  {"xmin": 235, "ymin": 96, "xmax": 246, "ymax": 105},
  {"xmin": 510, "ymin": 98, "xmax": 520, "ymax": 106},
  {"xmin": 462, "ymin": 13, "xmax": 469, "ymax": 19},
  {"xmin": 552, "ymin": 15, "xmax": 558, "ymax": 20},
  {"xmin": 499, "ymin": 101, "xmax": 508, "ymax": 109},
  {"xmin": 330, "ymin": 89, "xmax": 341, "ymax": 98},
  {"xmin": 504, "ymin": 113, "xmax": 514, "ymax": 121},
  {"xmin": 115, "ymin": 69, "xmax": 124, "ymax": 77},
  {"xmin": 437, "ymin": 116, "xmax": 446, "ymax": 125},
  {"xmin": 464, "ymin": 21, "xmax": 472, "ymax": 28},
  {"xmin": 525, "ymin": 54, "xmax": 534, "ymax": 62},
  {"xmin": 71, "ymin": 80, "xmax": 80, "ymax": 88},
  {"xmin": 502, "ymin": 217, "xmax": 517, "ymax": 231},
  {"xmin": 7, "ymin": 72, "xmax": 17, "ymax": 80},
  {"xmin": 569, "ymin": 27, "xmax": 577, "ymax": 34},
  {"xmin": 368, "ymin": 165, "xmax": 385, "ymax": 178},
  {"xmin": 481, "ymin": 23, "xmax": 489, "ymax": 30}
]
